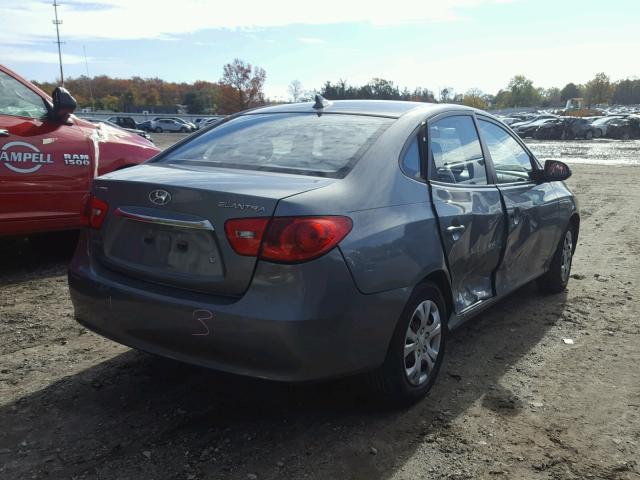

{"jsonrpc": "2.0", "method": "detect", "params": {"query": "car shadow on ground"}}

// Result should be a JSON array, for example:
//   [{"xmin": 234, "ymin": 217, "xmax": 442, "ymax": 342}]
[
  {"xmin": 0, "ymin": 282, "xmax": 568, "ymax": 479},
  {"xmin": 0, "ymin": 232, "xmax": 77, "ymax": 287}
]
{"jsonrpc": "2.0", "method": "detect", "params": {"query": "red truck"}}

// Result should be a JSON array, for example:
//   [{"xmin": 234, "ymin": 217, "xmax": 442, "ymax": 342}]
[{"xmin": 0, "ymin": 64, "xmax": 160, "ymax": 236}]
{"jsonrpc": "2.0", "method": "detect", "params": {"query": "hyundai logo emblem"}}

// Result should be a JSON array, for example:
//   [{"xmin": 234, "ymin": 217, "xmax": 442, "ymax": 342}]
[{"xmin": 149, "ymin": 189, "xmax": 172, "ymax": 206}]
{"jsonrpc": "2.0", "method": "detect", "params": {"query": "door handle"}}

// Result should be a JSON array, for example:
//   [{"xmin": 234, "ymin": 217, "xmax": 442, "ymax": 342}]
[
  {"xmin": 446, "ymin": 225, "xmax": 466, "ymax": 234},
  {"xmin": 0, "ymin": 129, "xmax": 9, "ymax": 137}
]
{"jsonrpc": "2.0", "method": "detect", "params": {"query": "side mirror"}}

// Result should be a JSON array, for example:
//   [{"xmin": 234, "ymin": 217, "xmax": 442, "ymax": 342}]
[
  {"xmin": 51, "ymin": 86, "xmax": 77, "ymax": 122},
  {"xmin": 544, "ymin": 160, "xmax": 571, "ymax": 182}
]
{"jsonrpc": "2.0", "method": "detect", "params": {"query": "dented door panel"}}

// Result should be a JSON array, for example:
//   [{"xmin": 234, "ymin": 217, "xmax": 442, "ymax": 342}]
[
  {"xmin": 431, "ymin": 183, "xmax": 505, "ymax": 312},
  {"xmin": 495, "ymin": 182, "xmax": 560, "ymax": 294}
]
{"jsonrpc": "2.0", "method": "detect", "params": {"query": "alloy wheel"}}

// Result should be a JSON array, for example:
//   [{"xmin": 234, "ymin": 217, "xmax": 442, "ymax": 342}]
[
  {"xmin": 404, "ymin": 300, "xmax": 442, "ymax": 386},
  {"xmin": 560, "ymin": 230, "xmax": 573, "ymax": 283}
]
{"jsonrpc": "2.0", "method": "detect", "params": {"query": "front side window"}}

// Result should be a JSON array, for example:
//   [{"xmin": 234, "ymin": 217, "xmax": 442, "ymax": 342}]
[
  {"xmin": 429, "ymin": 115, "xmax": 487, "ymax": 185},
  {"xmin": 478, "ymin": 119, "xmax": 533, "ymax": 183},
  {"xmin": 158, "ymin": 113, "xmax": 394, "ymax": 178},
  {"xmin": 0, "ymin": 71, "xmax": 47, "ymax": 119}
]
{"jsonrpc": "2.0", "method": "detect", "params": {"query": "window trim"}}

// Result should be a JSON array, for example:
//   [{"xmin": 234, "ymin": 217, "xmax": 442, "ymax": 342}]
[
  {"xmin": 425, "ymin": 111, "xmax": 493, "ymax": 187},
  {"xmin": 476, "ymin": 114, "xmax": 543, "ymax": 186}
]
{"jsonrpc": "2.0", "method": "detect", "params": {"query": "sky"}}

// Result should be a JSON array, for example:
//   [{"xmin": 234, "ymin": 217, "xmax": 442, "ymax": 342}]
[{"xmin": 1, "ymin": 0, "xmax": 638, "ymax": 100}]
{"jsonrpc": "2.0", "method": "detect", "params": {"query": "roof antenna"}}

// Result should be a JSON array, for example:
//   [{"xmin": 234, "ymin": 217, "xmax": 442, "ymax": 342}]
[{"xmin": 313, "ymin": 94, "xmax": 332, "ymax": 110}]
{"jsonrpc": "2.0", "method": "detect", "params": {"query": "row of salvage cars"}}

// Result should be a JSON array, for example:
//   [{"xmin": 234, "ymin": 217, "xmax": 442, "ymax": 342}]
[{"xmin": 499, "ymin": 114, "xmax": 640, "ymax": 140}]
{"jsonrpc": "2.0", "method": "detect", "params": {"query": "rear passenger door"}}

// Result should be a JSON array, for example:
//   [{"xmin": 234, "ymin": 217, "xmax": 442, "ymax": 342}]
[
  {"xmin": 428, "ymin": 114, "xmax": 505, "ymax": 313},
  {"xmin": 477, "ymin": 117, "xmax": 559, "ymax": 294}
]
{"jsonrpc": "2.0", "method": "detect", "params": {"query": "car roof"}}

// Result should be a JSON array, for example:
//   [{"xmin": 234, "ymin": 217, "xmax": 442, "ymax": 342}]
[{"xmin": 246, "ymin": 99, "xmax": 463, "ymax": 119}]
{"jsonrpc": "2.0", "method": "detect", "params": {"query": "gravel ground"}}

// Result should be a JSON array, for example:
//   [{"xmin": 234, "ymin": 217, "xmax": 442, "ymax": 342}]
[{"xmin": 0, "ymin": 136, "xmax": 639, "ymax": 480}]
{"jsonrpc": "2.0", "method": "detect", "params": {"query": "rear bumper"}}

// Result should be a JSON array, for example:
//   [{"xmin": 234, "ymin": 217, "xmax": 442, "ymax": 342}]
[{"xmin": 68, "ymin": 234, "xmax": 409, "ymax": 382}]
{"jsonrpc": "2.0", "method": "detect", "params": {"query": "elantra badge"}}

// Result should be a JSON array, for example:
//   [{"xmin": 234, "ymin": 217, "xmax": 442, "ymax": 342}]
[{"xmin": 149, "ymin": 189, "xmax": 171, "ymax": 206}]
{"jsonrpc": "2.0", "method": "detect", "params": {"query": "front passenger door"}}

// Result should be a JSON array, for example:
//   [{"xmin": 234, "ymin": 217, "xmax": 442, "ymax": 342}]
[{"xmin": 428, "ymin": 114, "xmax": 505, "ymax": 313}]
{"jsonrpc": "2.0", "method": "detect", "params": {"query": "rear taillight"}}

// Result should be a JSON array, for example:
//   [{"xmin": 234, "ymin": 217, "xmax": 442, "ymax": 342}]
[
  {"xmin": 225, "ymin": 218, "xmax": 270, "ymax": 256},
  {"xmin": 81, "ymin": 195, "xmax": 109, "ymax": 230},
  {"xmin": 225, "ymin": 216, "xmax": 352, "ymax": 263}
]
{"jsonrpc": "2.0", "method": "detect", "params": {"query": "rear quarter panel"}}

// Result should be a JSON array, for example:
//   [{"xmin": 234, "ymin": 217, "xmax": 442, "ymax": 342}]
[{"xmin": 274, "ymin": 111, "xmax": 449, "ymax": 294}]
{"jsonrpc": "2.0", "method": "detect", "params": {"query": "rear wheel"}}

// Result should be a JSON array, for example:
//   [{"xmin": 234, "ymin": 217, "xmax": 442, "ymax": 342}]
[
  {"xmin": 584, "ymin": 130, "xmax": 593, "ymax": 140},
  {"xmin": 369, "ymin": 283, "xmax": 447, "ymax": 406},
  {"xmin": 537, "ymin": 226, "xmax": 575, "ymax": 293},
  {"xmin": 594, "ymin": 128, "xmax": 602, "ymax": 138},
  {"xmin": 155, "ymin": 127, "xmax": 163, "ymax": 133}
]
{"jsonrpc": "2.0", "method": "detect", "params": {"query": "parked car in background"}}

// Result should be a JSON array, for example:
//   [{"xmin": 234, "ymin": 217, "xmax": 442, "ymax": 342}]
[
  {"xmin": 0, "ymin": 64, "xmax": 159, "ymax": 237},
  {"xmin": 194, "ymin": 118, "xmax": 212, "ymax": 129},
  {"xmin": 513, "ymin": 117, "xmax": 557, "ymax": 138},
  {"xmin": 137, "ymin": 120, "xmax": 153, "ymax": 132},
  {"xmin": 194, "ymin": 117, "xmax": 224, "ymax": 129},
  {"xmin": 69, "ymin": 99, "xmax": 578, "ymax": 404},
  {"xmin": 533, "ymin": 117, "xmax": 595, "ymax": 140},
  {"xmin": 143, "ymin": 118, "xmax": 192, "ymax": 133},
  {"xmin": 497, "ymin": 116, "xmax": 518, "ymax": 125},
  {"xmin": 605, "ymin": 116, "xmax": 640, "ymax": 139},
  {"xmin": 107, "ymin": 115, "xmax": 138, "ymax": 130},
  {"xmin": 590, "ymin": 116, "xmax": 627, "ymax": 138},
  {"xmin": 200, "ymin": 116, "xmax": 225, "ymax": 128},
  {"xmin": 85, "ymin": 118, "xmax": 154, "ymax": 142},
  {"xmin": 510, "ymin": 114, "xmax": 558, "ymax": 131},
  {"xmin": 153, "ymin": 117, "xmax": 196, "ymax": 132}
]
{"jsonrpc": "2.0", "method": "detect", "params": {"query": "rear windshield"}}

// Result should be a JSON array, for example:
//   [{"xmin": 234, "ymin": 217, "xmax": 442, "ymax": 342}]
[{"xmin": 155, "ymin": 113, "xmax": 394, "ymax": 178}]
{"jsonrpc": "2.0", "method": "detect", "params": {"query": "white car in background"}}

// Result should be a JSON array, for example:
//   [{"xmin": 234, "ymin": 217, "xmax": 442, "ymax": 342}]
[
  {"xmin": 590, "ymin": 116, "xmax": 626, "ymax": 138},
  {"xmin": 145, "ymin": 118, "xmax": 189, "ymax": 133}
]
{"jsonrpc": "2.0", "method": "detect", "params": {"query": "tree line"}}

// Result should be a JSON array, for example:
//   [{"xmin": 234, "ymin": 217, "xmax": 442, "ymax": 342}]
[
  {"xmin": 34, "ymin": 59, "xmax": 266, "ymax": 115},
  {"xmin": 316, "ymin": 73, "xmax": 640, "ymax": 110},
  {"xmin": 34, "ymin": 61, "xmax": 640, "ymax": 114}
]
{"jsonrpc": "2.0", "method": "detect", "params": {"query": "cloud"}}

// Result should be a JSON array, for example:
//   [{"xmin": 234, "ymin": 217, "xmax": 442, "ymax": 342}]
[
  {"xmin": 298, "ymin": 37, "xmax": 326, "ymax": 44},
  {"xmin": 328, "ymin": 40, "xmax": 640, "ymax": 95},
  {"xmin": 0, "ymin": 46, "xmax": 89, "ymax": 65},
  {"xmin": 0, "ymin": 0, "xmax": 514, "ymax": 44}
]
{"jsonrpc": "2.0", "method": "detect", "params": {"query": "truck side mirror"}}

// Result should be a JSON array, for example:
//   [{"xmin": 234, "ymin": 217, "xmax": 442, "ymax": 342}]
[{"xmin": 51, "ymin": 86, "xmax": 77, "ymax": 123}]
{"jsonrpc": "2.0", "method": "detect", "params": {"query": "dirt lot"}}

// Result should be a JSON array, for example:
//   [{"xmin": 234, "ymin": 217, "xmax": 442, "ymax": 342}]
[{"xmin": 1, "ymin": 137, "xmax": 639, "ymax": 480}]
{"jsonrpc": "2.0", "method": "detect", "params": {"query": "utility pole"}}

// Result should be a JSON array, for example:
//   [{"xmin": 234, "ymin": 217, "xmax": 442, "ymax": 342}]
[
  {"xmin": 52, "ymin": 1, "xmax": 64, "ymax": 85},
  {"xmin": 83, "ymin": 45, "xmax": 94, "ymax": 110}
]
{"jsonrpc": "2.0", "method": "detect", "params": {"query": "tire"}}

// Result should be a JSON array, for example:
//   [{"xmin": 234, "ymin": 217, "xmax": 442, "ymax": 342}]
[
  {"xmin": 622, "ymin": 132, "xmax": 630, "ymax": 140},
  {"xmin": 537, "ymin": 226, "xmax": 575, "ymax": 293},
  {"xmin": 155, "ymin": 127, "xmax": 163, "ymax": 133},
  {"xmin": 180, "ymin": 127, "xmax": 187, "ymax": 133},
  {"xmin": 368, "ymin": 282, "xmax": 447, "ymax": 406},
  {"xmin": 584, "ymin": 130, "xmax": 593, "ymax": 140},
  {"xmin": 594, "ymin": 129, "xmax": 602, "ymax": 138}
]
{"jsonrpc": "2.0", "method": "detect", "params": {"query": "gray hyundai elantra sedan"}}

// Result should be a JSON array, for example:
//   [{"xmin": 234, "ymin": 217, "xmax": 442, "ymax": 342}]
[{"xmin": 69, "ymin": 98, "xmax": 579, "ymax": 404}]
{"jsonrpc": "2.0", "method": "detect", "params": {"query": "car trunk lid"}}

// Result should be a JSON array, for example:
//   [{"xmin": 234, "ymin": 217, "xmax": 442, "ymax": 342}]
[{"xmin": 91, "ymin": 164, "xmax": 332, "ymax": 295}]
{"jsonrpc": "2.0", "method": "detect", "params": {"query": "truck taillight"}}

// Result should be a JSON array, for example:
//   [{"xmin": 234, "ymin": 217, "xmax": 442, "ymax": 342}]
[
  {"xmin": 81, "ymin": 195, "xmax": 109, "ymax": 230},
  {"xmin": 225, "ymin": 216, "xmax": 352, "ymax": 263}
]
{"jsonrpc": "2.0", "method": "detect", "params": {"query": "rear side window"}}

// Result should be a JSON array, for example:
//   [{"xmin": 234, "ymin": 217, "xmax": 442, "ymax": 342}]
[
  {"xmin": 400, "ymin": 136, "xmax": 421, "ymax": 180},
  {"xmin": 478, "ymin": 119, "xmax": 533, "ymax": 183},
  {"xmin": 429, "ymin": 115, "xmax": 487, "ymax": 185},
  {"xmin": 157, "ymin": 113, "xmax": 394, "ymax": 178}
]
